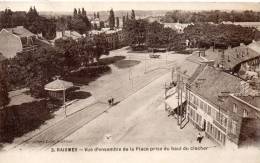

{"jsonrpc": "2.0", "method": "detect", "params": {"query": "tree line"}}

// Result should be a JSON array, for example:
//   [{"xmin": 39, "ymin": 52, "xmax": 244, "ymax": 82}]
[
  {"xmin": 6, "ymin": 36, "xmax": 109, "ymax": 98},
  {"xmin": 0, "ymin": 7, "xmax": 56, "ymax": 40},
  {"xmin": 162, "ymin": 10, "xmax": 260, "ymax": 23},
  {"xmin": 123, "ymin": 19, "xmax": 256, "ymax": 50}
]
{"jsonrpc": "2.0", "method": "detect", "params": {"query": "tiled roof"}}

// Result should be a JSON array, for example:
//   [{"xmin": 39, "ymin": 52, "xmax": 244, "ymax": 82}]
[
  {"xmin": 44, "ymin": 79, "xmax": 73, "ymax": 91},
  {"xmin": 190, "ymin": 66, "xmax": 243, "ymax": 107},
  {"xmin": 204, "ymin": 44, "xmax": 260, "ymax": 70},
  {"xmin": 5, "ymin": 26, "xmax": 35, "ymax": 38}
]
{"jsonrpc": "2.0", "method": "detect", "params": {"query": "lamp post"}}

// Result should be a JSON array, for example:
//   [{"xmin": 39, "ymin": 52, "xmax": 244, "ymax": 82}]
[{"xmin": 63, "ymin": 88, "xmax": 67, "ymax": 117}]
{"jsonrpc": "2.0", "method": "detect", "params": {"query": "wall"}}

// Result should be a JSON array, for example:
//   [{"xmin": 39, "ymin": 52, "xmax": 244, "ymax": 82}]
[{"xmin": 0, "ymin": 29, "xmax": 23, "ymax": 59}]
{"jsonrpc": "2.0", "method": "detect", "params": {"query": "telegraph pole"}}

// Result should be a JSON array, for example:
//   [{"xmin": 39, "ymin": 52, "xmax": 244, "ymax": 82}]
[{"xmin": 177, "ymin": 72, "xmax": 180, "ymax": 126}]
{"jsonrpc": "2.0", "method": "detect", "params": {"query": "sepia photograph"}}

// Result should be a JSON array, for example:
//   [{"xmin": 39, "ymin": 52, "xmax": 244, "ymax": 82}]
[{"xmin": 0, "ymin": 0, "xmax": 260, "ymax": 162}]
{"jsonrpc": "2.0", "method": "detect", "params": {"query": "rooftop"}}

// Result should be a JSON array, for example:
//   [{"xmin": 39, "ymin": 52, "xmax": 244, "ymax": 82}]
[
  {"xmin": 5, "ymin": 26, "xmax": 35, "ymax": 38},
  {"xmin": 190, "ymin": 66, "xmax": 243, "ymax": 107},
  {"xmin": 202, "ymin": 43, "xmax": 260, "ymax": 70},
  {"xmin": 44, "ymin": 79, "xmax": 74, "ymax": 91}
]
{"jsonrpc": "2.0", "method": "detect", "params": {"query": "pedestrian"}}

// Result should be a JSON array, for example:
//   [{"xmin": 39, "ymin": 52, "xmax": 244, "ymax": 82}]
[
  {"xmin": 108, "ymin": 99, "xmax": 111, "ymax": 106},
  {"xmin": 197, "ymin": 133, "xmax": 203, "ymax": 143},
  {"xmin": 111, "ymin": 98, "xmax": 114, "ymax": 105}
]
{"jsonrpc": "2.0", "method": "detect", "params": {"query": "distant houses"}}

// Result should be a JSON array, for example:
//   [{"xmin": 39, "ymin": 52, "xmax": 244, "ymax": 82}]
[
  {"xmin": 89, "ymin": 28, "xmax": 126, "ymax": 50},
  {"xmin": 53, "ymin": 30, "xmax": 83, "ymax": 41},
  {"xmin": 0, "ymin": 26, "xmax": 37, "ymax": 58},
  {"xmin": 0, "ymin": 26, "xmax": 52, "ymax": 59},
  {"xmin": 163, "ymin": 22, "xmax": 193, "ymax": 33},
  {"xmin": 222, "ymin": 21, "xmax": 260, "ymax": 31}
]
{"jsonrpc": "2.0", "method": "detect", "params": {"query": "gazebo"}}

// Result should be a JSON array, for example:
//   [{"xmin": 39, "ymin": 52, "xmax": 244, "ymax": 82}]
[{"xmin": 44, "ymin": 78, "xmax": 73, "ymax": 117}]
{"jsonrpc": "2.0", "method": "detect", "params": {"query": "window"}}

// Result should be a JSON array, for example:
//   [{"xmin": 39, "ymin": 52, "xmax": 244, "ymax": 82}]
[
  {"xmin": 231, "ymin": 120, "xmax": 237, "ymax": 135},
  {"xmin": 203, "ymin": 103, "xmax": 207, "ymax": 113},
  {"xmin": 207, "ymin": 105, "xmax": 212, "ymax": 116},
  {"xmin": 189, "ymin": 94, "xmax": 194, "ymax": 103},
  {"xmin": 196, "ymin": 113, "xmax": 202, "ymax": 126},
  {"xmin": 233, "ymin": 103, "xmax": 237, "ymax": 113},
  {"xmin": 194, "ymin": 97, "xmax": 198, "ymax": 106},
  {"xmin": 200, "ymin": 100, "xmax": 203, "ymax": 110},
  {"xmin": 243, "ymin": 109, "xmax": 248, "ymax": 117}
]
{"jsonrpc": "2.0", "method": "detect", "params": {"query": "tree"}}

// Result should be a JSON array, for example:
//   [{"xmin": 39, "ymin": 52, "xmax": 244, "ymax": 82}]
[
  {"xmin": 70, "ymin": 8, "xmax": 91, "ymax": 33},
  {"xmin": 94, "ymin": 12, "xmax": 96, "ymax": 19},
  {"xmin": 131, "ymin": 9, "xmax": 135, "ymax": 20},
  {"xmin": 0, "ymin": 8, "xmax": 13, "ymax": 28},
  {"xmin": 25, "ymin": 6, "xmax": 56, "ymax": 38},
  {"xmin": 73, "ymin": 8, "xmax": 78, "ymax": 17},
  {"xmin": 7, "ymin": 45, "xmax": 67, "ymax": 98},
  {"xmin": 126, "ymin": 13, "xmax": 129, "ymax": 21},
  {"xmin": 82, "ymin": 8, "xmax": 87, "ymax": 17},
  {"xmin": 93, "ymin": 23, "xmax": 98, "ymax": 30},
  {"xmin": 78, "ymin": 8, "xmax": 81, "ymax": 16},
  {"xmin": 0, "ymin": 73, "xmax": 10, "ymax": 109},
  {"xmin": 100, "ymin": 21, "xmax": 105, "ymax": 29},
  {"xmin": 122, "ymin": 16, "xmax": 126, "ymax": 27},
  {"xmin": 124, "ymin": 19, "xmax": 148, "ymax": 47},
  {"xmin": 69, "ymin": 17, "xmax": 89, "ymax": 34},
  {"xmin": 116, "ymin": 17, "xmax": 119, "ymax": 28},
  {"xmin": 109, "ymin": 8, "xmax": 115, "ymax": 30},
  {"xmin": 97, "ymin": 12, "xmax": 100, "ymax": 19}
]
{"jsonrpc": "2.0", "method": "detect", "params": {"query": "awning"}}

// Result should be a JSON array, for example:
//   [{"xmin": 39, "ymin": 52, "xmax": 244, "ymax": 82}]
[
  {"xmin": 44, "ymin": 79, "xmax": 73, "ymax": 91},
  {"xmin": 165, "ymin": 93, "xmax": 186, "ymax": 110}
]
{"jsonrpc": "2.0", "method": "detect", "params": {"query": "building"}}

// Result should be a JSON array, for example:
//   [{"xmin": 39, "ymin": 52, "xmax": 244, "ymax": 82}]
[
  {"xmin": 163, "ymin": 22, "xmax": 193, "ymax": 33},
  {"xmin": 91, "ymin": 18, "xmax": 101, "ymax": 29},
  {"xmin": 222, "ymin": 21, "xmax": 260, "ymax": 31},
  {"xmin": 221, "ymin": 94, "xmax": 260, "ymax": 148},
  {"xmin": 196, "ymin": 42, "xmax": 260, "ymax": 78},
  {"xmin": 187, "ymin": 66, "xmax": 245, "ymax": 146},
  {"xmin": 54, "ymin": 30, "xmax": 83, "ymax": 41},
  {"xmin": 0, "ymin": 26, "xmax": 37, "ymax": 58},
  {"xmin": 89, "ymin": 28, "xmax": 126, "ymax": 50}
]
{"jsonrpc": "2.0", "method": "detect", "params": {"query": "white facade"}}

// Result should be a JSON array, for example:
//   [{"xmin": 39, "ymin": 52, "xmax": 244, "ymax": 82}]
[{"xmin": 187, "ymin": 91, "xmax": 228, "ymax": 145}]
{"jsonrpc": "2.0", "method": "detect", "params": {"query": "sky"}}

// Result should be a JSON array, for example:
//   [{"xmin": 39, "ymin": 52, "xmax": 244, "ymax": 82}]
[{"xmin": 0, "ymin": 1, "xmax": 260, "ymax": 12}]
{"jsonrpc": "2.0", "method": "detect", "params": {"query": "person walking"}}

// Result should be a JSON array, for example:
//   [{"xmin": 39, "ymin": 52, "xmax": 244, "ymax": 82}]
[
  {"xmin": 197, "ymin": 132, "xmax": 203, "ymax": 143},
  {"xmin": 108, "ymin": 99, "xmax": 111, "ymax": 106}
]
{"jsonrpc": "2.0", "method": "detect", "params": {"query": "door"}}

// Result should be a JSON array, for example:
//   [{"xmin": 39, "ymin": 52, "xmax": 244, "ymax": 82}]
[{"xmin": 203, "ymin": 119, "xmax": 206, "ymax": 131}]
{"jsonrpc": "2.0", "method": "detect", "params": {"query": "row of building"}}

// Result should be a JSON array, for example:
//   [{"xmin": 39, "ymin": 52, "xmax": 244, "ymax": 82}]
[
  {"xmin": 0, "ymin": 25, "xmax": 126, "ymax": 60},
  {"xmin": 165, "ymin": 40, "xmax": 260, "ymax": 148},
  {"xmin": 52, "ymin": 27, "xmax": 126, "ymax": 50}
]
